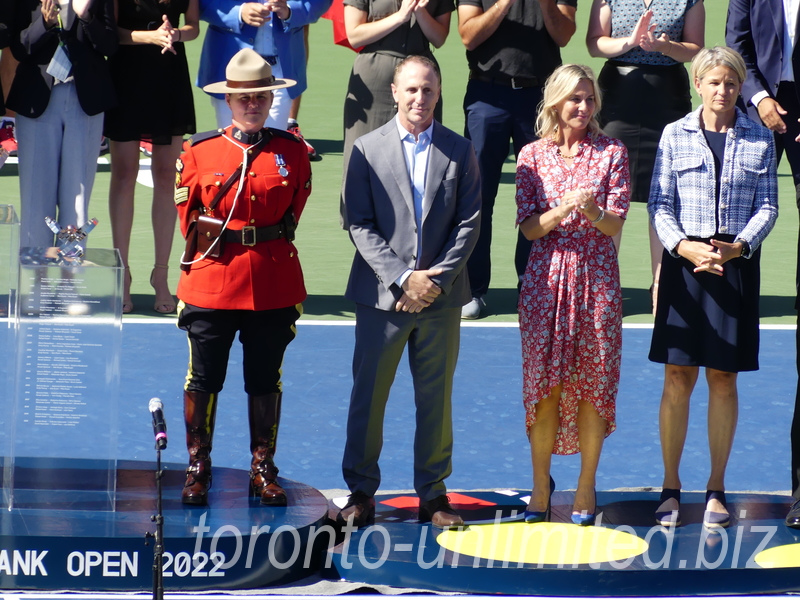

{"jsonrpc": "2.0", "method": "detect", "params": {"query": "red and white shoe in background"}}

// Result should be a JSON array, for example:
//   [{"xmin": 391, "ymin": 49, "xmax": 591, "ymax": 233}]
[
  {"xmin": 0, "ymin": 120, "xmax": 18, "ymax": 157},
  {"xmin": 287, "ymin": 121, "xmax": 321, "ymax": 161},
  {"xmin": 139, "ymin": 139, "xmax": 153, "ymax": 157}
]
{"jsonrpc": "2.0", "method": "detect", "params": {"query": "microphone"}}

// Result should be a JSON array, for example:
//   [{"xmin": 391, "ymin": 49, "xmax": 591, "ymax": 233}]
[{"xmin": 149, "ymin": 398, "xmax": 168, "ymax": 450}]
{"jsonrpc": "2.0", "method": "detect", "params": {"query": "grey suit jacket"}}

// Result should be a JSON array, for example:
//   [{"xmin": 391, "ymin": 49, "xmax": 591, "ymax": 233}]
[{"xmin": 344, "ymin": 119, "xmax": 481, "ymax": 312}]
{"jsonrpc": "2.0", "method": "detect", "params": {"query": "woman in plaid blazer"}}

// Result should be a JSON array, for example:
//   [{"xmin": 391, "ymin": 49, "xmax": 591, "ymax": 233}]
[{"xmin": 648, "ymin": 46, "xmax": 778, "ymax": 531}]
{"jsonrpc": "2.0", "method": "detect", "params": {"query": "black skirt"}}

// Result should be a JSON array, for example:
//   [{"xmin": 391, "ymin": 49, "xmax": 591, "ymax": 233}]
[
  {"xmin": 649, "ymin": 236, "xmax": 761, "ymax": 373},
  {"xmin": 104, "ymin": 44, "xmax": 196, "ymax": 144},
  {"xmin": 598, "ymin": 61, "xmax": 692, "ymax": 204}
]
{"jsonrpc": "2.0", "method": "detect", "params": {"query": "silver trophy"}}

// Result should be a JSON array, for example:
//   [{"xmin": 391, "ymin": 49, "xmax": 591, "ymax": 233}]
[{"xmin": 45, "ymin": 216, "xmax": 98, "ymax": 263}]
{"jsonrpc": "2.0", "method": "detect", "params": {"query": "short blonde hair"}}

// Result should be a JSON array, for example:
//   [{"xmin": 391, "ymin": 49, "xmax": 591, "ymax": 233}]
[
  {"xmin": 691, "ymin": 46, "xmax": 747, "ymax": 84},
  {"xmin": 535, "ymin": 64, "xmax": 603, "ymax": 141}
]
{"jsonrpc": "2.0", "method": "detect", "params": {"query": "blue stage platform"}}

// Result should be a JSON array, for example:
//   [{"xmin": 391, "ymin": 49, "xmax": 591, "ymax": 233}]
[{"xmin": 328, "ymin": 489, "xmax": 800, "ymax": 596}]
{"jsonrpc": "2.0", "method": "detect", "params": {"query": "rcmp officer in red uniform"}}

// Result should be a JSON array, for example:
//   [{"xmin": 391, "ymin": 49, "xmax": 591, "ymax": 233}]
[{"xmin": 174, "ymin": 49, "xmax": 311, "ymax": 506}]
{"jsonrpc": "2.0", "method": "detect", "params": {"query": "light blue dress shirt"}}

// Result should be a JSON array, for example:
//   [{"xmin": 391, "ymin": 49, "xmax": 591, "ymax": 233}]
[{"xmin": 395, "ymin": 116, "xmax": 434, "ymax": 285}]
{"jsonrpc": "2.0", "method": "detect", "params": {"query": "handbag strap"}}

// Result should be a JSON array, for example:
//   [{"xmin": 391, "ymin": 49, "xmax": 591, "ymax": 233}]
[{"xmin": 207, "ymin": 132, "xmax": 271, "ymax": 213}]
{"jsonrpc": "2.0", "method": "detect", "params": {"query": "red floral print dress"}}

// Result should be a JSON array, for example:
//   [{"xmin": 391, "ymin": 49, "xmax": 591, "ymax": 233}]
[{"xmin": 516, "ymin": 133, "xmax": 630, "ymax": 455}]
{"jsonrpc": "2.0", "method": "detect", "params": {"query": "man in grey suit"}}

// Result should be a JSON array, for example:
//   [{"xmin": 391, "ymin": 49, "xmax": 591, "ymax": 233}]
[{"xmin": 338, "ymin": 56, "xmax": 481, "ymax": 530}]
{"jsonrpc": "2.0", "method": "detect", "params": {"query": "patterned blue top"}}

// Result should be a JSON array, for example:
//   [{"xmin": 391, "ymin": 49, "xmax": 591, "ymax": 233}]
[
  {"xmin": 608, "ymin": 0, "xmax": 700, "ymax": 66},
  {"xmin": 648, "ymin": 107, "xmax": 778, "ymax": 259}
]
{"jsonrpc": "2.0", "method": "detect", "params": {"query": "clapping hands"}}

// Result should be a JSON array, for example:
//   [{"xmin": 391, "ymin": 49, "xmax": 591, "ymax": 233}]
[
  {"xmin": 630, "ymin": 9, "xmax": 671, "ymax": 55},
  {"xmin": 397, "ymin": 0, "xmax": 430, "ymax": 22},
  {"xmin": 242, "ymin": 0, "xmax": 290, "ymax": 26},
  {"xmin": 41, "ymin": 0, "xmax": 97, "ymax": 26},
  {"xmin": 40, "ymin": 0, "xmax": 59, "ymax": 27},
  {"xmin": 571, "ymin": 188, "xmax": 596, "ymax": 216},
  {"xmin": 559, "ymin": 188, "xmax": 595, "ymax": 218}
]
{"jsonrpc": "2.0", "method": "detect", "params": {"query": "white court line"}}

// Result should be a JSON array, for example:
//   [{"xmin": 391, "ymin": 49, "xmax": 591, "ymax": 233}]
[{"xmin": 86, "ymin": 319, "xmax": 799, "ymax": 331}]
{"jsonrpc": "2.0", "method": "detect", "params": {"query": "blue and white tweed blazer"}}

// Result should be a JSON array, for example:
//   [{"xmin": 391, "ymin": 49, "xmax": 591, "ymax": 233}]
[{"xmin": 648, "ymin": 107, "xmax": 778, "ymax": 258}]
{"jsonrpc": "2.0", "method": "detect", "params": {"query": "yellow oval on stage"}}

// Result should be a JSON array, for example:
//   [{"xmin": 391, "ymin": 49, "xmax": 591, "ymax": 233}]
[
  {"xmin": 754, "ymin": 544, "xmax": 800, "ymax": 568},
  {"xmin": 437, "ymin": 523, "xmax": 648, "ymax": 566}
]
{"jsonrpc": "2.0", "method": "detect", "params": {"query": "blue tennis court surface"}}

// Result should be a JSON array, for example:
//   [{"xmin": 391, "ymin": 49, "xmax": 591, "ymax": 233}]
[{"xmin": 70, "ymin": 321, "xmax": 797, "ymax": 495}]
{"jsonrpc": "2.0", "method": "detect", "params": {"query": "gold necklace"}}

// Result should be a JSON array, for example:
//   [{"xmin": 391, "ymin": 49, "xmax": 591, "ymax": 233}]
[{"xmin": 557, "ymin": 146, "xmax": 576, "ymax": 159}]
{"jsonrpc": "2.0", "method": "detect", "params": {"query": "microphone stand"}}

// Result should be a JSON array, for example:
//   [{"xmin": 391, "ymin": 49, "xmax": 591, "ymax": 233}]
[{"xmin": 146, "ymin": 445, "xmax": 165, "ymax": 600}]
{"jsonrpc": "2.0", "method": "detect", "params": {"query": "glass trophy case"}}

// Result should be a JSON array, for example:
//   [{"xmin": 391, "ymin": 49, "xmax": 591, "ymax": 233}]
[
  {"xmin": 0, "ymin": 205, "xmax": 19, "ymax": 320},
  {"xmin": 5, "ymin": 245, "xmax": 123, "ymax": 511},
  {"xmin": 0, "ymin": 206, "xmax": 18, "ymax": 508}
]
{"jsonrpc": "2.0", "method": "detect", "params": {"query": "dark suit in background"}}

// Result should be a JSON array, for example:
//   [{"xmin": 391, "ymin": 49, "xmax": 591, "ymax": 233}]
[
  {"xmin": 0, "ymin": 0, "xmax": 12, "ymax": 117},
  {"xmin": 726, "ymin": 0, "xmax": 800, "ymax": 525},
  {"xmin": 341, "ymin": 96, "xmax": 480, "ymax": 524}
]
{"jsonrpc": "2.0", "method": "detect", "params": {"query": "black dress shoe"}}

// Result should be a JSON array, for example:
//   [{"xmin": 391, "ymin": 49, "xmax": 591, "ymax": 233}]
[
  {"xmin": 336, "ymin": 491, "xmax": 375, "ymax": 528},
  {"xmin": 786, "ymin": 497, "xmax": 800, "ymax": 529},
  {"xmin": 419, "ymin": 495, "xmax": 465, "ymax": 530}
]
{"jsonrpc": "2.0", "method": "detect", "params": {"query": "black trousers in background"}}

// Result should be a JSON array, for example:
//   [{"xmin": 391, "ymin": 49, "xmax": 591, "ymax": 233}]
[
  {"xmin": 463, "ymin": 79, "xmax": 541, "ymax": 297},
  {"xmin": 178, "ymin": 302, "xmax": 301, "ymax": 395}
]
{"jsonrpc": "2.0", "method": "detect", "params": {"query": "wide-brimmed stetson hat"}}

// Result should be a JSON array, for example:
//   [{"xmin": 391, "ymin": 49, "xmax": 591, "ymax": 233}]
[{"xmin": 203, "ymin": 48, "xmax": 296, "ymax": 94}]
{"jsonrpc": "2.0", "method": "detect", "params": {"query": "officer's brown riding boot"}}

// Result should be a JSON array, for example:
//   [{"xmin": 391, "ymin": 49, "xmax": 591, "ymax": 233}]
[
  {"xmin": 182, "ymin": 391, "xmax": 218, "ymax": 506},
  {"xmin": 248, "ymin": 392, "xmax": 287, "ymax": 506}
]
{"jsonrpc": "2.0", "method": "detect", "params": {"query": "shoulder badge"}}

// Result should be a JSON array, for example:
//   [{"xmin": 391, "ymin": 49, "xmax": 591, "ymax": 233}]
[
  {"xmin": 186, "ymin": 129, "xmax": 224, "ymax": 147},
  {"xmin": 175, "ymin": 158, "xmax": 184, "ymax": 187}
]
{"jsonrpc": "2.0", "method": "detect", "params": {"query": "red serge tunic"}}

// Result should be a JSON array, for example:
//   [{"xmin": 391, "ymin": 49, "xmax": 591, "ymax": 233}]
[{"xmin": 174, "ymin": 127, "xmax": 312, "ymax": 311}]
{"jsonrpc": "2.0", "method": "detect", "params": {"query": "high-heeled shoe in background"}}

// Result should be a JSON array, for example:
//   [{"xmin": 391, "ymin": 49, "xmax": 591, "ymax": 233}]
[
  {"xmin": 122, "ymin": 267, "xmax": 133, "ymax": 314},
  {"xmin": 524, "ymin": 476, "xmax": 556, "ymax": 523},
  {"xmin": 150, "ymin": 263, "xmax": 176, "ymax": 314}
]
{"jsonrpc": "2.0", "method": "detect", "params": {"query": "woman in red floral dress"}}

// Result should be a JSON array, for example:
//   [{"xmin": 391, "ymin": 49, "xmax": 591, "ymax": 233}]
[{"xmin": 516, "ymin": 64, "xmax": 630, "ymax": 526}]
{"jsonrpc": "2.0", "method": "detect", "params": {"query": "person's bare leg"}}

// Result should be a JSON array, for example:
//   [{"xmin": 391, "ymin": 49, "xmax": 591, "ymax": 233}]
[
  {"xmin": 705, "ymin": 368, "xmax": 738, "ymax": 514},
  {"xmin": 657, "ymin": 364, "xmax": 698, "ymax": 513},
  {"xmin": 573, "ymin": 400, "xmax": 607, "ymax": 514},
  {"xmin": 108, "ymin": 140, "xmax": 140, "ymax": 313},
  {"xmin": 149, "ymin": 137, "xmax": 182, "ymax": 313},
  {"xmin": 527, "ymin": 384, "xmax": 560, "ymax": 513}
]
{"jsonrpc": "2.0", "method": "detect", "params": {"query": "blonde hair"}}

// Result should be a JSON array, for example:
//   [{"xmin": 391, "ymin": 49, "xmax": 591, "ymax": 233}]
[
  {"xmin": 691, "ymin": 46, "xmax": 747, "ymax": 84},
  {"xmin": 535, "ymin": 64, "xmax": 603, "ymax": 141}
]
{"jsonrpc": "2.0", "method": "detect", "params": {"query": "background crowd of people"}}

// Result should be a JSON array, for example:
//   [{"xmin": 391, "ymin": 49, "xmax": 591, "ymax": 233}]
[{"xmin": 0, "ymin": 0, "xmax": 328, "ymax": 314}]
